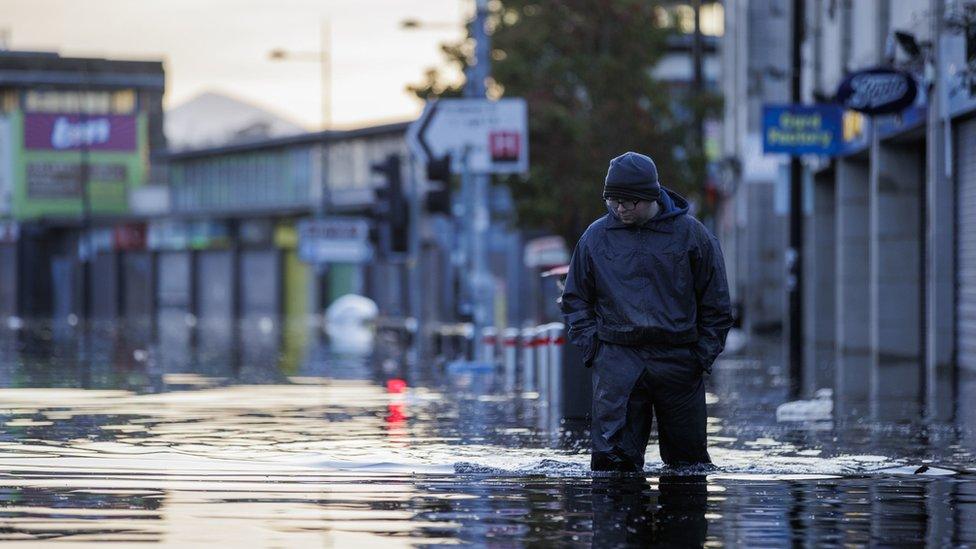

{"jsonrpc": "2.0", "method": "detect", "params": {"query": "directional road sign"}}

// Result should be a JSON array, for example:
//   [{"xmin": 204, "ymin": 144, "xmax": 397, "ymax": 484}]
[
  {"xmin": 298, "ymin": 217, "xmax": 373, "ymax": 264},
  {"xmin": 407, "ymin": 98, "xmax": 528, "ymax": 175}
]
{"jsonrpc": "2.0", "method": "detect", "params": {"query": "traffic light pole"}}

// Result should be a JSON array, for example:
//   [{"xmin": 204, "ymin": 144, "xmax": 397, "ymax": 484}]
[
  {"xmin": 463, "ymin": 0, "xmax": 493, "ymax": 363},
  {"xmin": 407, "ymin": 154, "xmax": 425, "ymax": 365}
]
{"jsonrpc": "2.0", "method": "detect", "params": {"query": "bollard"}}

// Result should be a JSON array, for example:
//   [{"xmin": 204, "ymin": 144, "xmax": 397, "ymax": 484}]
[
  {"xmin": 460, "ymin": 322, "xmax": 474, "ymax": 361},
  {"xmin": 520, "ymin": 326, "xmax": 536, "ymax": 392},
  {"xmin": 547, "ymin": 322, "xmax": 565, "ymax": 435},
  {"xmin": 450, "ymin": 324, "xmax": 462, "ymax": 361},
  {"xmin": 432, "ymin": 326, "xmax": 443, "ymax": 360},
  {"xmin": 439, "ymin": 325, "xmax": 455, "ymax": 361},
  {"xmin": 535, "ymin": 324, "xmax": 550, "ymax": 402},
  {"xmin": 502, "ymin": 328, "xmax": 519, "ymax": 392},
  {"xmin": 481, "ymin": 326, "xmax": 497, "ymax": 365}
]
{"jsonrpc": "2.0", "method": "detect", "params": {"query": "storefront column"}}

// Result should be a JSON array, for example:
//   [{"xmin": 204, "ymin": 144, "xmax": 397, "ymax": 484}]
[
  {"xmin": 803, "ymin": 168, "xmax": 836, "ymax": 397},
  {"xmin": 869, "ymin": 139, "xmax": 924, "ymax": 421},
  {"xmin": 835, "ymin": 157, "xmax": 871, "ymax": 418}
]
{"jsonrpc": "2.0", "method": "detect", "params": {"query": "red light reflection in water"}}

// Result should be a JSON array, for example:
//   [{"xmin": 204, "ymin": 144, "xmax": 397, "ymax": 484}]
[
  {"xmin": 385, "ymin": 378, "xmax": 408, "ymax": 444},
  {"xmin": 386, "ymin": 378, "xmax": 407, "ymax": 393}
]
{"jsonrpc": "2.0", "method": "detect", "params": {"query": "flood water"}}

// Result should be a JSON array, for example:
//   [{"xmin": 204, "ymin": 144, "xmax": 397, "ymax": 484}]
[{"xmin": 1, "ymin": 321, "xmax": 975, "ymax": 546}]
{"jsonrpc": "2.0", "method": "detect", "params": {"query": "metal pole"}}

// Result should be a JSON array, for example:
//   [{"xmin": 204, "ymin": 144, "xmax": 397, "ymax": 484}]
[
  {"xmin": 80, "ymin": 83, "xmax": 92, "ymax": 328},
  {"xmin": 79, "ymin": 81, "xmax": 92, "ymax": 385},
  {"xmin": 320, "ymin": 19, "xmax": 332, "ymax": 130},
  {"xmin": 925, "ymin": 0, "xmax": 953, "ymax": 421},
  {"xmin": 464, "ymin": 0, "xmax": 493, "ymax": 363},
  {"xmin": 692, "ymin": 0, "xmax": 707, "ymax": 222},
  {"xmin": 788, "ymin": 0, "xmax": 805, "ymax": 398},
  {"xmin": 407, "ymin": 154, "xmax": 424, "ymax": 364}
]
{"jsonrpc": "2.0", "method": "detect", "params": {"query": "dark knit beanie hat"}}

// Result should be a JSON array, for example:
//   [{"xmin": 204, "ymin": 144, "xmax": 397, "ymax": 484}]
[{"xmin": 603, "ymin": 151, "xmax": 661, "ymax": 202}]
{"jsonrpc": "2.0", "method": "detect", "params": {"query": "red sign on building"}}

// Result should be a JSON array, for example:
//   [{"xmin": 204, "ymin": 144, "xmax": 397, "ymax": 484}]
[{"xmin": 489, "ymin": 131, "xmax": 521, "ymax": 163}]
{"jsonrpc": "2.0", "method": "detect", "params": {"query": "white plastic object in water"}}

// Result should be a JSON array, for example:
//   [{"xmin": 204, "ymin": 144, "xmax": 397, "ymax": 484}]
[
  {"xmin": 775, "ymin": 388, "xmax": 833, "ymax": 422},
  {"xmin": 325, "ymin": 294, "xmax": 378, "ymax": 325},
  {"xmin": 325, "ymin": 294, "xmax": 378, "ymax": 356}
]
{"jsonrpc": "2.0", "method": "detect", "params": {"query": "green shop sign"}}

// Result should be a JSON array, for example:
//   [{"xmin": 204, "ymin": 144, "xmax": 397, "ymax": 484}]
[{"xmin": 10, "ymin": 111, "xmax": 148, "ymax": 220}]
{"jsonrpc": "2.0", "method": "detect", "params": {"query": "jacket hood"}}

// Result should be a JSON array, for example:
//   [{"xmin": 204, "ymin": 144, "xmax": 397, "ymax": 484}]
[{"xmin": 653, "ymin": 186, "xmax": 690, "ymax": 221}]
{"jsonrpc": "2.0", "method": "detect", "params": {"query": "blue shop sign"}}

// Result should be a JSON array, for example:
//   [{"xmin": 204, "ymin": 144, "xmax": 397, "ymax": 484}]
[
  {"xmin": 835, "ymin": 67, "xmax": 918, "ymax": 116},
  {"xmin": 763, "ymin": 104, "xmax": 843, "ymax": 156}
]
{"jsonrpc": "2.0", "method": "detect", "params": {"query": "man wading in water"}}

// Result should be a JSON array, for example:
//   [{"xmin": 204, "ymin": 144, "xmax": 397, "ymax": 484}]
[{"xmin": 561, "ymin": 151, "xmax": 733, "ymax": 472}]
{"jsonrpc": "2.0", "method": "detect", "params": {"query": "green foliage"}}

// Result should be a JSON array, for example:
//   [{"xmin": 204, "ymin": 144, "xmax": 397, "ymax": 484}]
[{"xmin": 409, "ymin": 0, "xmax": 710, "ymax": 242}]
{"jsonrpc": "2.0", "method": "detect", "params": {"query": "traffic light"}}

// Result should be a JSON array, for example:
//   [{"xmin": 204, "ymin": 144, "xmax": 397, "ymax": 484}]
[
  {"xmin": 425, "ymin": 154, "xmax": 452, "ymax": 214},
  {"xmin": 370, "ymin": 153, "xmax": 409, "ymax": 254}
]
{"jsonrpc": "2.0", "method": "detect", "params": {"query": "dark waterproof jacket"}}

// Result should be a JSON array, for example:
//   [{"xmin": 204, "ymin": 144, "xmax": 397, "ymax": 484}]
[{"xmin": 561, "ymin": 188, "xmax": 733, "ymax": 373}]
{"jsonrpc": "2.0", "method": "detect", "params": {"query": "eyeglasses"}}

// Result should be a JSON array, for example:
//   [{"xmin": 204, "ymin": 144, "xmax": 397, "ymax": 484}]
[{"xmin": 605, "ymin": 198, "xmax": 641, "ymax": 211}]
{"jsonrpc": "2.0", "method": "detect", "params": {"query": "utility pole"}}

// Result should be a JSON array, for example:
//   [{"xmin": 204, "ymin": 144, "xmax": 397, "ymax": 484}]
[
  {"xmin": 268, "ymin": 19, "xmax": 332, "ymax": 130},
  {"xmin": 407, "ymin": 154, "xmax": 424, "ymax": 365},
  {"xmin": 319, "ymin": 20, "xmax": 332, "ymax": 130},
  {"xmin": 464, "ymin": 0, "xmax": 493, "ymax": 363},
  {"xmin": 692, "ymin": 0, "xmax": 707, "ymax": 222},
  {"xmin": 925, "ymin": 0, "xmax": 953, "ymax": 421},
  {"xmin": 79, "ymin": 83, "xmax": 92, "ymax": 328},
  {"xmin": 788, "ymin": 0, "xmax": 805, "ymax": 398},
  {"xmin": 78, "ymin": 79, "xmax": 93, "ymax": 390}
]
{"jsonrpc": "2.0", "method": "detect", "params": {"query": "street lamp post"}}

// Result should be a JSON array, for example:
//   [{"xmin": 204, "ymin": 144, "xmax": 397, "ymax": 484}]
[
  {"xmin": 269, "ymin": 22, "xmax": 332, "ymax": 327},
  {"xmin": 268, "ymin": 20, "xmax": 332, "ymax": 130},
  {"xmin": 403, "ymin": 1, "xmax": 494, "ymax": 363},
  {"xmin": 399, "ymin": 19, "xmax": 458, "ymax": 31},
  {"xmin": 466, "ymin": 0, "xmax": 494, "ymax": 364}
]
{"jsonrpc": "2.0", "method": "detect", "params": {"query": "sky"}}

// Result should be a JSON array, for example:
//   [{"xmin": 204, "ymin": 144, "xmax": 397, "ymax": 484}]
[{"xmin": 0, "ymin": 0, "xmax": 468, "ymax": 129}]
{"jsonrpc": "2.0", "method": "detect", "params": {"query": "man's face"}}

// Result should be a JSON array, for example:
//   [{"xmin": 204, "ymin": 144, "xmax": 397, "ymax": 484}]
[{"xmin": 606, "ymin": 197, "xmax": 658, "ymax": 225}]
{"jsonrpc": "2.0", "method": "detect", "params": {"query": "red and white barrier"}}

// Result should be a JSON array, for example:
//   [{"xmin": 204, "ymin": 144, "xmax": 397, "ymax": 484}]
[
  {"xmin": 480, "ymin": 326, "xmax": 498, "ymax": 365},
  {"xmin": 534, "ymin": 325, "xmax": 551, "ymax": 397},
  {"xmin": 502, "ymin": 327, "xmax": 519, "ymax": 391},
  {"xmin": 545, "ymin": 322, "xmax": 565, "ymax": 425},
  {"xmin": 520, "ymin": 326, "xmax": 536, "ymax": 392}
]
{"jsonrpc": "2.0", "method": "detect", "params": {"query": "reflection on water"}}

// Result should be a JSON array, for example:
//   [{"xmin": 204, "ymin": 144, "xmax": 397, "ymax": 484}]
[{"xmin": 0, "ymin": 320, "xmax": 974, "ymax": 546}]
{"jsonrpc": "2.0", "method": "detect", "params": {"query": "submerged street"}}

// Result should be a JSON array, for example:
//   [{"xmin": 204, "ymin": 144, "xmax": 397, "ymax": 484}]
[
  {"xmin": 0, "ymin": 324, "xmax": 974, "ymax": 546},
  {"xmin": 2, "ymin": 0, "xmax": 975, "ymax": 546}
]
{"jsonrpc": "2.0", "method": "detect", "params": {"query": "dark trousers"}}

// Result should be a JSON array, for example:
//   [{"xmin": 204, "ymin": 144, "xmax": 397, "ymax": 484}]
[{"xmin": 591, "ymin": 343, "xmax": 710, "ymax": 471}]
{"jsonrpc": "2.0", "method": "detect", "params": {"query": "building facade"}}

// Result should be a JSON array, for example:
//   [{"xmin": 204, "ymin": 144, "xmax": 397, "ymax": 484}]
[
  {"xmin": 162, "ymin": 123, "xmax": 412, "ymax": 333},
  {"xmin": 719, "ymin": 0, "xmax": 792, "ymax": 335},
  {"xmin": 0, "ymin": 51, "xmax": 165, "ymax": 322},
  {"xmin": 722, "ymin": 0, "xmax": 976, "ymax": 422}
]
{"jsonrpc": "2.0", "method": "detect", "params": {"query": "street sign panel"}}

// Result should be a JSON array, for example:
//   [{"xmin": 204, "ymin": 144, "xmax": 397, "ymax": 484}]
[
  {"xmin": 298, "ymin": 217, "xmax": 373, "ymax": 264},
  {"xmin": 523, "ymin": 235, "xmax": 568, "ymax": 269},
  {"xmin": 762, "ymin": 104, "xmax": 843, "ymax": 156},
  {"xmin": 407, "ymin": 98, "xmax": 529, "ymax": 175}
]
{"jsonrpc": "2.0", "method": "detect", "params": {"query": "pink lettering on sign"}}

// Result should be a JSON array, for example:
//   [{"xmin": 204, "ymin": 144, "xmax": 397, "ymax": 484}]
[{"xmin": 24, "ymin": 114, "xmax": 137, "ymax": 152}]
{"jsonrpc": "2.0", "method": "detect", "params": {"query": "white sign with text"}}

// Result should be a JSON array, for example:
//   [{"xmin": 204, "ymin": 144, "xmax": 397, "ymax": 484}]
[{"xmin": 408, "ymin": 98, "xmax": 528, "ymax": 175}]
